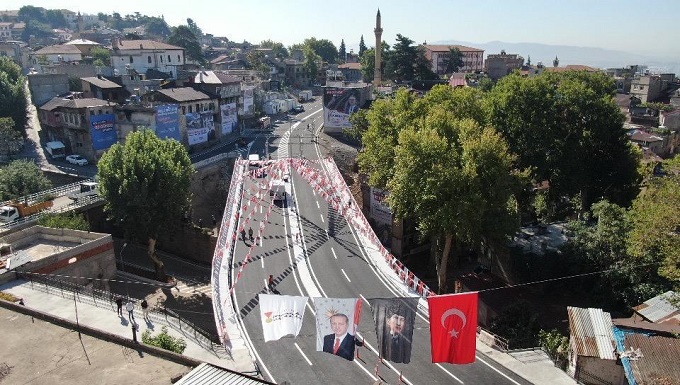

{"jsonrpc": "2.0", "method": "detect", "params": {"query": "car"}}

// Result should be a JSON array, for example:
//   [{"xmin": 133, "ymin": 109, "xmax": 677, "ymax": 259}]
[
  {"xmin": 66, "ymin": 154, "xmax": 88, "ymax": 166},
  {"xmin": 291, "ymin": 105, "xmax": 304, "ymax": 113}
]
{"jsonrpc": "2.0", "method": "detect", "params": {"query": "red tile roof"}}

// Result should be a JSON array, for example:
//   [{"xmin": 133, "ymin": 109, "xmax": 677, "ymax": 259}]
[{"xmin": 423, "ymin": 44, "xmax": 484, "ymax": 53}]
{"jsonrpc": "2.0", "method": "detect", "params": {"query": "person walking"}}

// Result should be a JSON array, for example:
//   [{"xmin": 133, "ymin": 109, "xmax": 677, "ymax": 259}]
[
  {"xmin": 248, "ymin": 227, "xmax": 254, "ymax": 242},
  {"xmin": 141, "ymin": 299, "xmax": 150, "ymax": 322},
  {"xmin": 115, "ymin": 297, "xmax": 123, "ymax": 316},
  {"xmin": 267, "ymin": 274, "xmax": 275, "ymax": 293},
  {"xmin": 125, "ymin": 300, "xmax": 135, "ymax": 323}
]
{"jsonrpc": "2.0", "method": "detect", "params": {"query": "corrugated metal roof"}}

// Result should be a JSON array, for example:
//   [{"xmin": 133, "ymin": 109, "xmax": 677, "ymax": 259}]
[
  {"xmin": 175, "ymin": 363, "xmax": 273, "ymax": 385},
  {"xmin": 567, "ymin": 306, "xmax": 617, "ymax": 360},
  {"xmin": 82, "ymin": 76, "xmax": 123, "ymax": 89},
  {"xmin": 157, "ymin": 87, "xmax": 212, "ymax": 102},
  {"xmin": 625, "ymin": 334, "xmax": 680, "ymax": 385},
  {"xmin": 635, "ymin": 291, "xmax": 679, "ymax": 323}
]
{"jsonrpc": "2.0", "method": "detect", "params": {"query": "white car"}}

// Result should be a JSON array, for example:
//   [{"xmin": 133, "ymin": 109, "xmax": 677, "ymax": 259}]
[{"xmin": 66, "ymin": 154, "xmax": 88, "ymax": 166}]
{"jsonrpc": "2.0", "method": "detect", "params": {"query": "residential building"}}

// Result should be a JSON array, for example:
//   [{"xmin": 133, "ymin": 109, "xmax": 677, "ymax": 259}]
[
  {"xmin": 111, "ymin": 39, "xmax": 184, "ymax": 79},
  {"xmin": 566, "ymin": 307, "xmax": 626, "ymax": 385},
  {"xmin": 0, "ymin": 40, "xmax": 29, "ymax": 70},
  {"xmin": 38, "ymin": 96, "xmax": 117, "ymax": 161},
  {"xmin": 114, "ymin": 103, "xmax": 156, "ymax": 141},
  {"xmin": 52, "ymin": 29, "xmax": 73, "ymax": 43},
  {"xmin": 29, "ymin": 44, "xmax": 83, "ymax": 70},
  {"xmin": 64, "ymin": 38, "xmax": 101, "ymax": 56},
  {"xmin": 148, "ymin": 87, "xmax": 219, "ymax": 147},
  {"xmin": 79, "ymin": 27, "xmax": 122, "ymax": 45},
  {"xmin": 485, "ymin": 51, "xmax": 524, "ymax": 81},
  {"xmin": 628, "ymin": 129, "xmax": 664, "ymax": 155},
  {"xmin": 189, "ymin": 70, "xmax": 242, "ymax": 135},
  {"xmin": 0, "ymin": 22, "xmax": 11, "ymax": 40},
  {"xmin": 630, "ymin": 74, "xmax": 675, "ymax": 103},
  {"xmin": 338, "ymin": 62, "xmax": 363, "ymax": 82},
  {"xmin": 423, "ymin": 44, "xmax": 484, "ymax": 74},
  {"xmin": 109, "ymin": 68, "xmax": 162, "ymax": 97},
  {"xmin": 11, "ymin": 22, "xmax": 25, "ymax": 40},
  {"xmin": 27, "ymin": 73, "xmax": 70, "ymax": 106},
  {"xmin": 0, "ymin": 10, "xmax": 19, "ymax": 22},
  {"xmin": 284, "ymin": 59, "xmax": 310, "ymax": 88},
  {"xmin": 81, "ymin": 76, "xmax": 128, "ymax": 104}
]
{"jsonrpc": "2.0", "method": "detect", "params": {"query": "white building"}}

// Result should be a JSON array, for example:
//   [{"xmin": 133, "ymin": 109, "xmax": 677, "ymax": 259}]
[
  {"xmin": 110, "ymin": 39, "xmax": 184, "ymax": 79},
  {"xmin": 30, "ymin": 44, "xmax": 83, "ymax": 70}
]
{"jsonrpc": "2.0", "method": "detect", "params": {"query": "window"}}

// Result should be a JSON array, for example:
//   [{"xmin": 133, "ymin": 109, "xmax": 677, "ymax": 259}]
[
  {"xmin": 98, "ymin": 109, "xmax": 102, "ymax": 115},
  {"xmin": 177, "ymin": 54, "xmax": 180, "ymax": 61},
  {"xmin": 160, "ymin": 55, "xmax": 163, "ymax": 63},
  {"xmin": 181, "ymin": 106, "xmax": 186, "ymax": 114},
  {"xmin": 168, "ymin": 55, "xmax": 171, "ymax": 62},
  {"xmin": 188, "ymin": 105, "xmax": 192, "ymax": 113},
  {"xmin": 147, "ymin": 56, "xmax": 152, "ymax": 63},
  {"xmin": 129, "ymin": 56, "xmax": 133, "ymax": 63},
  {"xmin": 196, "ymin": 103, "xmax": 200, "ymax": 112}
]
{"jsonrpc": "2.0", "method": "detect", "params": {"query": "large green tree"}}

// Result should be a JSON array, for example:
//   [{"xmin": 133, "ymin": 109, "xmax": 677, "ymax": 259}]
[
  {"xmin": 90, "ymin": 46, "xmax": 111, "ymax": 67},
  {"xmin": 359, "ymin": 35, "xmax": 367, "ymax": 57},
  {"xmin": 186, "ymin": 18, "xmax": 202, "ymax": 38},
  {"xmin": 303, "ymin": 46, "xmax": 321, "ymax": 84},
  {"xmin": 0, "ymin": 118, "xmax": 23, "ymax": 157},
  {"xmin": 360, "ymin": 87, "xmax": 520, "ymax": 292},
  {"xmin": 260, "ymin": 40, "xmax": 288, "ymax": 59},
  {"xmin": 444, "ymin": 47, "xmax": 464, "ymax": 74},
  {"xmin": 486, "ymin": 71, "xmax": 640, "ymax": 216},
  {"xmin": 145, "ymin": 17, "xmax": 171, "ymax": 39},
  {"xmin": 0, "ymin": 57, "xmax": 27, "ymax": 137},
  {"xmin": 302, "ymin": 37, "xmax": 338, "ymax": 64},
  {"xmin": 359, "ymin": 41, "xmax": 390, "ymax": 83},
  {"xmin": 168, "ymin": 25, "xmax": 205, "ymax": 65},
  {"xmin": 0, "ymin": 159, "xmax": 52, "ymax": 201},
  {"xmin": 384, "ymin": 34, "xmax": 436, "ymax": 82},
  {"xmin": 97, "ymin": 130, "xmax": 194, "ymax": 280}
]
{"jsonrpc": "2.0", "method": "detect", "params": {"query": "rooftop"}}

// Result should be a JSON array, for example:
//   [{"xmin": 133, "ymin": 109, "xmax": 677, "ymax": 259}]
[
  {"xmin": 193, "ymin": 71, "xmax": 240, "ymax": 85},
  {"xmin": 65, "ymin": 38, "xmax": 100, "ymax": 46},
  {"xmin": 633, "ymin": 291, "xmax": 679, "ymax": 325},
  {"xmin": 115, "ymin": 39, "xmax": 182, "ymax": 51},
  {"xmin": 33, "ymin": 44, "xmax": 83, "ymax": 55},
  {"xmin": 423, "ymin": 44, "xmax": 484, "ymax": 53},
  {"xmin": 156, "ymin": 87, "xmax": 212, "ymax": 102},
  {"xmin": 82, "ymin": 76, "xmax": 123, "ymax": 89},
  {"xmin": 567, "ymin": 306, "xmax": 617, "ymax": 360},
  {"xmin": 624, "ymin": 333, "xmax": 680, "ymax": 385}
]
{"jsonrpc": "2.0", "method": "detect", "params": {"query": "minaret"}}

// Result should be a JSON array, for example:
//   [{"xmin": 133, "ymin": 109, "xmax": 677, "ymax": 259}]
[{"xmin": 374, "ymin": 9, "xmax": 383, "ymax": 85}]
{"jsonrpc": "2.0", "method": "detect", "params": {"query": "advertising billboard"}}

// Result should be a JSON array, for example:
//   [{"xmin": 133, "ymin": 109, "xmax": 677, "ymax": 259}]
[
  {"xmin": 155, "ymin": 104, "xmax": 181, "ymax": 141},
  {"xmin": 243, "ymin": 88, "xmax": 254, "ymax": 115},
  {"xmin": 220, "ymin": 103, "xmax": 238, "ymax": 134},
  {"xmin": 90, "ymin": 113, "xmax": 117, "ymax": 150},
  {"xmin": 186, "ymin": 112, "xmax": 215, "ymax": 145},
  {"xmin": 370, "ymin": 187, "xmax": 393, "ymax": 225},
  {"xmin": 323, "ymin": 87, "xmax": 362, "ymax": 129}
]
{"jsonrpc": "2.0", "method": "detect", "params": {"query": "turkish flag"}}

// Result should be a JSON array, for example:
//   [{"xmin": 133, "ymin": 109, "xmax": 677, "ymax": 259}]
[{"xmin": 428, "ymin": 292, "xmax": 478, "ymax": 364}]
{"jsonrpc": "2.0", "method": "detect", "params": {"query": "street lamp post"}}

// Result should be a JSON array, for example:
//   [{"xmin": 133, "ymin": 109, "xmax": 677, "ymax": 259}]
[{"xmin": 119, "ymin": 242, "xmax": 129, "ymax": 298}]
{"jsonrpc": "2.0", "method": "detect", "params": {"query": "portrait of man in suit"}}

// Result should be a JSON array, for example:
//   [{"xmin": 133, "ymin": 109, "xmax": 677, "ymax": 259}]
[
  {"xmin": 322, "ymin": 313, "xmax": 356, "ymax": 361},
  {"xmin": 345, "ymin": 95, "xmax": 359, "ymax": 115},
  {"xmin": 382, "ymin": 312, "xmax": 412, "ymax": 363}
]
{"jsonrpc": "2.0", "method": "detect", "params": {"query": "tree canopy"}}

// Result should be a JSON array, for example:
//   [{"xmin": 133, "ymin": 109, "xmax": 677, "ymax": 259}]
[
  {"xmin": 168, "ymin": 25, "xmax": 205, "ymax": 65},
  {"xmin": 0, "ymin": 159, "xmax": 52, "ymax": 201},
  {"xmin": 383, "ymin": 34, "xmax": 437, "ymax": 83},
  {"xmin": 359, "ymin": 86, "xmax": 521, "ymax": 292},
  {"xmin": 260, "ymin": 40, "xmax": 289, "ymax": 59},
  {"xmin": 0, "ymin": 118, "xmax": 23, "ymax": 157},
  {"xmin": 338, "ymin": 39, "xmax": 346, "ymax": 63},
  {"xmin": 486, "ymin": 71, "xmax": 640, "ymax": 216},
  {"xmin": 302, "ymin": 38, "xmax": 338, "ymax": 64},
  {"xmin": 359, "ymin": 35, "xmax": 367, "ymax": 57},
  {"xmin": 444, "ymin": 47, "xmax": 464, "ymax": 74},
  {"xmin": 0, "ymin": 57, "xmax": 29, "ymax": 131},
  {"xmin": 97, "ymin": 130, "xmax": 193, "ymax": 280}
]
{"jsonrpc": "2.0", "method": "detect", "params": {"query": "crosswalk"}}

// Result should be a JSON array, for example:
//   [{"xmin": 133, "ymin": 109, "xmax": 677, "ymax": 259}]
[{"xmin": 174, "ymin": 279, "xmax": 213, "ymax": 297}]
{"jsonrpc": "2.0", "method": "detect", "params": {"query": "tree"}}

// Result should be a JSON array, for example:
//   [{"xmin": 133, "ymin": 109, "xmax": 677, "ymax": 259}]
[
  {"xmin": 0, "ymin": 159, "xmax": 52, "ymax": 201},
  {"xmin": 45, "ymin": 9, "xmax": 67, "ymax": 28},
  {"xmin": 0, "ymin": 57, "xmax": 27, "ymax": 138},
  {"xmin": 97, "ymin": 129, "xmax": 194, "ymax": 280},
  {"xmin": 0, "ymin": 118, "xmax": 23, "ymax": 157},
  {"xmin": 443, "ymin": 47, "xmax": 464, "ymax": 74},
  {"xmin": 359, "ymin": 87, "xmax": 520, "ymax": 292},
  {"xmin": 21, "ymin": 20, "xmax": 54, "ymax": 42},
  {"xmin": 359, "ymin": 41, "xmax": 390, "ymax": 83},
  {"xmin": 359, "ymin": 35, "xmax": 367, "ymax": 57},
  {"xmin": 303, "ymin": 46, "xmax": 320, "ymax": 85},
  {"xmin": 303, "ymin": 38, "xmax": 338, "ymax": 64},
  {"xmin": 142, "ymin": 326, "xmax": 187, "ymax": 354},
  {"xmin": 627, "ymin": 158, "xmax": 680, "ymax": 285},
  {"xmin": 168, "ymin": 25, "xmax": 205, "ymax": 65},
  {"xmin": 383, "ymin": 34, "xmax": 436, "ymax": 82},
  {"xmin": 338, "ymin": 39, "xmax": 346, "ymax": 63},
  {"xmin": 260, "ymin": 39, "xmax": 288, "ymax": 59},
  {"xmin": 90, "ymin": 46, "xmax": 111, "ymax": 67},
  {"xmin": 38, "ymin": 212, "xmax": 90, "ymax": 231},
  {"xmin": 186, "ymin": 18, "xmax": 202, "ymax": 38},
  {"xmin": 145, "ymin": 17, "xmax": 171, "ymax": 39},
  {"xmin": 245, "ymin": 50, "xmax": 270, "ymax": 78},
  {"xmin": 18, "ymin": 6, "xmax": 46, "ymax": 23},
  {"xmin": 486, "ymin": 71, "xmax": 640, "ymax": 216}
]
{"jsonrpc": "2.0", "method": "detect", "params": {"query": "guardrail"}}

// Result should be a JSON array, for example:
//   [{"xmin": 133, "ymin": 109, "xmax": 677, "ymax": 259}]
[
  {"xmin": 16, "ymin": 272, "xmax": 230, "ymax": 358},
  {"xmin": 0, "ymin": 193, "xmax": 104, "ymax": 232},
  {"xmin": 0, "ymin": 177, "xmax": 95, "ymax": 207}
]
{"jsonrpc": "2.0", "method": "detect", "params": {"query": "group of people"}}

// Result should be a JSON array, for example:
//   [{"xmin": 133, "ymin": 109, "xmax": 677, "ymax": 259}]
[{"xmin": 115, "ymin": 296, "xmax": 151, "ymax": 324}]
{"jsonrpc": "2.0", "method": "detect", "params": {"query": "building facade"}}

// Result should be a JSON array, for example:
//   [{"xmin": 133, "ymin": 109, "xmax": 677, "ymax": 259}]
[
  {"xmin": 110, "ymin": 39, "xmax": 184, "ymax": 79},
  {"xmin": 423, "ymin": 44, "xmax": 484, "ymax": 74},
  {"xmin": 485, "ymin": 51, "xmax": 524, "ymax": 81}
]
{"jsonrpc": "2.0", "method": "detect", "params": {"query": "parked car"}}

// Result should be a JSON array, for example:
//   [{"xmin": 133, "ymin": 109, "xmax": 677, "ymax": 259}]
[
  {"xmin": 66, "ymin": 154, "xmax": 88, "ymax": 166},
  {"xmin": 291, "ymin": 105, "xmax": 304, "ymax": 113}
]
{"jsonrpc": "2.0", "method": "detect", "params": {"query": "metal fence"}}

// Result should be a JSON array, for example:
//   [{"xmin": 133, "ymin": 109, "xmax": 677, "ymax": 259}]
[
  {"xmin": 0, "ymin": 178, "xmax": 95, "ymax": 208},
  {"xmin": 16, "ymin": 272, "xmax": 231, "ymax": 360}
]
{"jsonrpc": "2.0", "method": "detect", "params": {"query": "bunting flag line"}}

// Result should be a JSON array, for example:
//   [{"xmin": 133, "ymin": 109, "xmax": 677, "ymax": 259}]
[
  {"xmin": 428, "ymin": 292, "xmax": 478, "ymax": 364},
  {"xmin": 259, "ymin": 294, "xmax": 308, "ymax": 342}
]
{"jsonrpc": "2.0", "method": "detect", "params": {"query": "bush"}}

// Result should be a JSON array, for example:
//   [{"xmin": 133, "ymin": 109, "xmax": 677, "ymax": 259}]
[
  {"xmin": 141, "ymin": 326, "xmax": 187, "ymax": 354},
  {"xmin": 38, "ymin": 212, "xmax": 90, "ymax": 231}
]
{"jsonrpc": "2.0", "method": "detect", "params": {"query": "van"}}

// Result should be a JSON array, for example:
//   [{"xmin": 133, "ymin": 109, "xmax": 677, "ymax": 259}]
[{"xmin": 44, "ymin": 141, "xmax": 66, "ymax": 159}]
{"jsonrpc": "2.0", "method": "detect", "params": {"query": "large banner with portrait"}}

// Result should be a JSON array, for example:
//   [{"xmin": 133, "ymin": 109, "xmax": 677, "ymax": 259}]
[
  {"xmin": 368, "ymin": 297, "xmax": 419, "ymax": 364},
  {"xmin": 90, "ymin": 113, "xmax": 117, "ymax": 150},
  {"xmin": 313, "ymin": 297, "xmax": 362, "ymax": 361},
  {"xmin": 220, "ymin": 103, "xmax": 238, "ymax": 134},
  {"xmin": 323, "ymin": 87, "xmax": 362, "ymax": 129},
  {"xmin": 370, "ymin": 187, "xmax": 393, "ymax": 225},
  {"xmin": 155, "ymin": 104, "xmax": 181, "ymax": 141},
  {"xmin": 243, "ymin": 88, "xmax": 254, "ymax": 115},
  {"xmin": 186, "ymin": 112, "xmax": 215, "ymax": 145}
]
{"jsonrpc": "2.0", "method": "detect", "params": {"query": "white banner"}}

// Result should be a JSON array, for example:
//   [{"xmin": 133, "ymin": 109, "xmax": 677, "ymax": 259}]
[
  {"xmin": 370, "ymin": 187, "xmax": 393, "ymax": 225},
  {"xmin": 220, "ymin": 103, "xmax": 238, "ymax": 134},
  {"xmin": 259, "ymin": 294, "xmax": 308, "ymax": 342},
  {"xmin": 243, "ymin": 88, "xmax": 254, "ymax": 115},
  {"xmin": 188, "ymin": 127, "xmax": 209, "ymax": 145}
]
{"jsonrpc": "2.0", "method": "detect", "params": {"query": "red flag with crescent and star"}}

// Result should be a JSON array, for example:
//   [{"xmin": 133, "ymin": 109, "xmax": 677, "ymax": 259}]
[{"xmin": 427, "ymin": 292, "xmax": 478, "ymax": 364}]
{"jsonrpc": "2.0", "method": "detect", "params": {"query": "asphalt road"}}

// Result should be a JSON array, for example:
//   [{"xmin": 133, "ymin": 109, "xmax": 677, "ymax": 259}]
[{"xmin": 229, "ymin": 103, "xmax": 532, "ymax": 385}]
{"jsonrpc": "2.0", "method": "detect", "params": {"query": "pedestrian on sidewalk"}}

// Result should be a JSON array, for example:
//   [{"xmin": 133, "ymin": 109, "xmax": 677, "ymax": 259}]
[
  {"xmin": 126, "ymin": 300, "xmax": 135, "ymax": 323},
  {"xmin": 141, "ymin": 299, "xmax": 149, "ymax": 322},
  {"xmin": 115, "ymin": 297, "xmax": 123, "ymax": 316}
]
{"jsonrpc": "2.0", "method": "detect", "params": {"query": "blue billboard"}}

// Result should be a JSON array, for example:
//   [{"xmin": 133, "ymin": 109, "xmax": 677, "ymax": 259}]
[
  {"xmin": 90, "ymin": 113, "xmax": 117, "ymax": 150},
  {"xmin": 155, "ymin": 104, "xmax": 181, "ymax": 141}
]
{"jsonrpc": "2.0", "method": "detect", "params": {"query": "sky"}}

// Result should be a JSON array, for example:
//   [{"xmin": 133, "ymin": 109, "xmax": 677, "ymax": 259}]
[{"xmin": 4, "ymin": 0, "xmax": 680, "ymax": 59}]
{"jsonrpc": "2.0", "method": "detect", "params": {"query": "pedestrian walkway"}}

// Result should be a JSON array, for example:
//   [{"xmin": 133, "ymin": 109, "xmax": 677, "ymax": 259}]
[{"xmin": 0, "ymin": 279, "xmax": 258, "ymax": 375}]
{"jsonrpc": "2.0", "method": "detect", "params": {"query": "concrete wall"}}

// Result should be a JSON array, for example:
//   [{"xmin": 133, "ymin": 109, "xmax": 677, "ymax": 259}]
[
  {"xmin": 27, "ymin": 73, "xmax": 69, "ymax": 106},
  {"xmin": 578, "ymin": 356, "xmax": 626, "ymax": 385}
]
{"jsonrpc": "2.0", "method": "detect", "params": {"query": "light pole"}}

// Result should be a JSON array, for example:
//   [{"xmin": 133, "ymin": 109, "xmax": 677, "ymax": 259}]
[{"xmin": 119, "ymin": 242, "xmax": 129, "ymax": 298}]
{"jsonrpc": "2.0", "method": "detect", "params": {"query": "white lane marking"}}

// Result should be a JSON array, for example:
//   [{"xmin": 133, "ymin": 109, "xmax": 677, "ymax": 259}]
[
  {"xmin": 475, "ymin": 356, "xmax": 522, "ymax": 385},
  {"xmin": 353, "ymin": 359, "xmax": 378, "ymax": 381},
  {"xmin": 341, "ymin": 268, "xmax": 351, "ymax": 283},
  {"xmin": 319, "ymin": 213, "xmax": 324, "ymax": 223},
  {"xmin": 294, "ymin": 342, "xmax": 313, "ymax": 366},
  {"xmin": 261, "ymin": 255, "xmax": 264, "ymax": 269},
  {"xmin": 331, "ymin": 247, "xmax": 338, "ymax": 260},
  {"xmin": 355, "ymin": 331, "xmax": 414, "ymax": 385},
  {"xmin": 435, "ymin": 363, "xmax": 464, "ymax": 384},
  {"xmin": 316, "ymin": 201, "xmax": 320, "ymax": 209}
]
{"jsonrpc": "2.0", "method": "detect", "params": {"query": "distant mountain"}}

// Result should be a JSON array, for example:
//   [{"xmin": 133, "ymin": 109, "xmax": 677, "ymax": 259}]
[{"xmin": 432, "ymin": 40, "xmax": 680, "ymax": 74}]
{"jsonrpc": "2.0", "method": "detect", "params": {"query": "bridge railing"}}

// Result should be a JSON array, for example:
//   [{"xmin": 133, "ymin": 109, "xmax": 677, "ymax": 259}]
[
  {"xmin": 0, "ymin": 191, "xmax": 103, "ymax": 232},
  {"xmin": 0, "ymin": 177, "xmax": 95, "ymax": 207}
]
